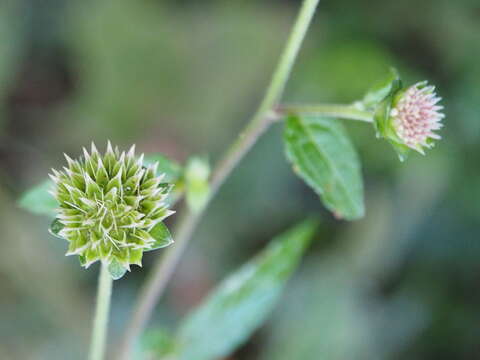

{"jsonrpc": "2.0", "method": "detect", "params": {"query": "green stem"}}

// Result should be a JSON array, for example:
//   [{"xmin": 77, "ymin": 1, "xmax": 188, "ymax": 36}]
[
  {"xmin": 118, "ymin": 0, "xmax": 321, "ymax": 358},
  {"xmin": 89, "ymin": 263, "xmax": 113, "ymax": 360},
  {"xmin": 278, "ymin": 103, "xmax": 373, "ymax": 122}
]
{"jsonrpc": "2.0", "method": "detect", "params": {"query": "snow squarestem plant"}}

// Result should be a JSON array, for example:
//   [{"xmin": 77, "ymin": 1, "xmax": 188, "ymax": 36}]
[{"xmin": 18, "ymin": 0, "xmax": 446, "ymax": 359}]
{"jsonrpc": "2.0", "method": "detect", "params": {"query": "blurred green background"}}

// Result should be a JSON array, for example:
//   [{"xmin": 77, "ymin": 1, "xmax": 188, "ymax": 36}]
[{"xmin": 1, "ymin": 0, "xmax": 479, "ymax": 359}]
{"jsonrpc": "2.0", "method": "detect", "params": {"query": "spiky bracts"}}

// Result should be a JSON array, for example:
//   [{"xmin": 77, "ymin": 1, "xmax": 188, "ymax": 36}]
[
  {"xmin": 49, "ymin": 142, "xmax": 174, "ymax": 276},
  {"xmin": 390, "ymin": 81, "xmax": 444, "ymax": 154}
]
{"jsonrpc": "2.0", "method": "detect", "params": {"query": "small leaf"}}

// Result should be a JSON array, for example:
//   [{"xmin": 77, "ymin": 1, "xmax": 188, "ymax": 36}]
[
  {"xmin": 49, "ymin": 218, "xmax": 65, "ymax": 238},
  {"xmin": 362, "ymin": 67, "xmax": 401, "ymax": 109},
  {"xmin": 174, "ymin": 219, "xmax": 318, "ymax": 360},
  {"xmin": 148, "ymin": 222, "xmax": 173, "ymax": 251},
  {"xmin": 144, "ymin": 153, "xmax": 182, "ymax": 182},
  {"xmin": 108, "ymin": 258, "xmax": 128, "ymax": 280},
  {"xmin": 284, "ymin": 115, "xmax": 364, "ymax": 220},
  {"xmin": 18, "ymin": 180, "xmax": 57, "ymax": 217}
]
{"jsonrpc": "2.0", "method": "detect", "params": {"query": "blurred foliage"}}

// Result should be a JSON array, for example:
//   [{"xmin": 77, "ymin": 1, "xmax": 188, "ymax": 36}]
[
  {"xmin": 173, "ymin": 220, "xmax": 317, "ymax": 360},
  {"xmin": 59, "ymin": 0, "xmax": 291, "ymax": 152},
  {"xmin": 18, "ymin": 180, "xmax": 56, "ymax": 217},
  {"xmin": 0, "ymin": 0, "xmax": 479, "ymax": 359},
  {"xmin": 0, "ymin": 1, "xmax": 23, "ymax": 134}
]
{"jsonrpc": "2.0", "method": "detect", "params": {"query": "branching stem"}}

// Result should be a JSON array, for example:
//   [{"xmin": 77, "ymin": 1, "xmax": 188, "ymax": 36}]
[{"xmin": 119, "ymin": 0, "xmax": 322, "ymax": 357}]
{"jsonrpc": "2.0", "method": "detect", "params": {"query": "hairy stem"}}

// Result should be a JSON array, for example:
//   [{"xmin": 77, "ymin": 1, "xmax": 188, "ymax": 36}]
[
  {"xmin": 278, "ymin": 103, "xmax": 373, "ymax": 122},
  {"xmin": 119, "ymin": 0, "xmax": 321, "ymax": 357},
  {"xmin": 89, "ymin": 263, "xmax": 113, "ymax": 360}
]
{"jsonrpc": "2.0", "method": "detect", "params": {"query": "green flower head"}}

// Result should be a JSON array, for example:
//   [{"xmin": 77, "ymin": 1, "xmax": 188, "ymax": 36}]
[{"xmin": 49, "ymin": 142, "xmax": 175, "ymax": 279}]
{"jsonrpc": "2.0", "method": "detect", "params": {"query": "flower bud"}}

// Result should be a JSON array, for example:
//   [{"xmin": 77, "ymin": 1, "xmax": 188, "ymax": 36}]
[{"xmin": 184, "ymin": 157, "xmax": 210, "ymax": 213}]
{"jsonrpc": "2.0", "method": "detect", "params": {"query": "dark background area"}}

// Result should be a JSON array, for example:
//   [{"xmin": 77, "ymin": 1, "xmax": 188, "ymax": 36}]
[{"xmin": 0, "ymin": 0, "xmax": 479, "ymax": 359}]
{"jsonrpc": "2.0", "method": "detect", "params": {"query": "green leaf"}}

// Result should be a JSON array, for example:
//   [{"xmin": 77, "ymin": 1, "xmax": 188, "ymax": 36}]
[
  {"xmin": 362, "ymin": 67, "xmax": 400, "ymax": 109},
  {"xmin": 18, "ymin": 180, "xmax": 57, "ymax": 217},
  {"xmin": 108, "ymin": 258, "xmax": 128, "ymax": 280},
  {"xmin": 49, "ymin": 218, "xmax": 65, "ymax": 238},
  {"xmin": 284, "ymin": 115, "xmax": 364, "ymax": 220},
  {"xmin": 173, "ymin": 219, "xmax": 318, "ymax": 360},
  {"xmin": 144, "ymin": 153, "xmax": 182, "ymax": 182},
  {"xmin": 148, "ymin": 222, "xmax": 174, "ymax": 251}
]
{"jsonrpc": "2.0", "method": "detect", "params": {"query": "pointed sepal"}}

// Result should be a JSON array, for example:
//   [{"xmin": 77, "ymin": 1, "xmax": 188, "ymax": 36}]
[
  {"xmin": 147, "ymin": 222, "xmax": 174, "ymax": 251},
  {"xmin": 49, "ymin": 218, "xmax": 65, "ymax": 239},
  {"xmin": 108, "ymin": 258, "xmax": 128, "ymax": 280}
]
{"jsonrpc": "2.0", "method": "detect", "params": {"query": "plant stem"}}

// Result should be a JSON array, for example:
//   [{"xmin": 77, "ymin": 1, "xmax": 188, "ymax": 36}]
[
  {"xmin": 119, "ymin": 0, "xmax": 321, "ymax": 357},
  {"xmin": 89, "ymin": 263, "xmax": 113, "ymax": 360},
  {"xmin": 278, "ymin": 103, "xmax": 373, "ymax": 122}
]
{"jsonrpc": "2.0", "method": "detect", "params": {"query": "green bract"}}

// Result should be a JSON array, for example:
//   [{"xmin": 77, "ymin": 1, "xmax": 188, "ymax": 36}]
[
  {"xmin": 361, "ymin": 67, "xmax": 410, "ymax": 160},
  {"xmin": 372, "ymin": 78, "xmax": 410, "ymax": 161},
  {"xmin": 49, "ymin": 142, "xmax": 175, "ymax": 279},
  {"xmin": 362, "ymin": 67, "xmax": 401, "ymax": 110}
]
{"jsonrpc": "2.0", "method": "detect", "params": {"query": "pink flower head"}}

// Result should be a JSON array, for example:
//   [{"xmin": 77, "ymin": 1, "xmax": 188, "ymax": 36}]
[{"xmin": 390, "ymin": 81, "xmax": 444, "ymax": 154}]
